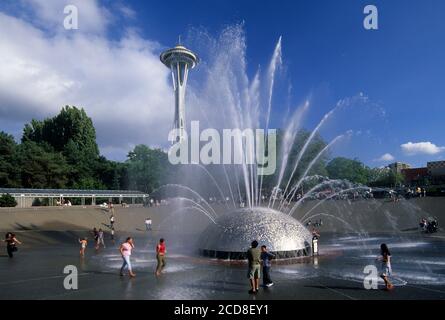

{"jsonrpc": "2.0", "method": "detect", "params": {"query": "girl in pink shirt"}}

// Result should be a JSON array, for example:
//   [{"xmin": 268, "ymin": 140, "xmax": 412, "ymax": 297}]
[{"xmin": 119, "ymin": 237, "xmax": 136, "ymax": 277}]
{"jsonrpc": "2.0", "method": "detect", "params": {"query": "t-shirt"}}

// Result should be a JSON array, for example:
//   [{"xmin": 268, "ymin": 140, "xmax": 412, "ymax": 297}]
[
  {"xmin": 247, "ymin": 248, "xmax": 261, "ymax": 266},
  {"xmin": 157, "ymin": 243, "xmax": 166, "ymax": 255},
  {"xmin": 261, "ymin": 251, "xmax": 275, "ymax": 267},
  {"xmin": 121, "ymin": 242, "xmax": 133, "ymax": 256}
]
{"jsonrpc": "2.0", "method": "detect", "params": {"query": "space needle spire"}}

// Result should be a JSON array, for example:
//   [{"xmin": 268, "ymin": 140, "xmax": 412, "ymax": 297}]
[{"xmin": 160, "ymin": 40, "xmax": 199, "ymax": 142}]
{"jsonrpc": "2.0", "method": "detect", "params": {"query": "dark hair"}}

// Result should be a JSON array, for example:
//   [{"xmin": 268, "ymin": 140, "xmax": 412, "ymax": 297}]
[
  {"xmin": 126, "ymin": 237, "xmax": 132, "ymax": 242},
  {"xmin": 251, "ymin": 240, "xmax": 258, "ymax": 248},
  {"xmin": 5, "ymin": 232, "xmax": 12, "ymax": 239},
  {"xmin": 160, "ymin": 238, "xmax": 165, "ymax": 243},
  {"xmin": 261, "ymin": 245, "xmax": 267, "ymax": 249},
  {"xmin": 380, "ymin": 243, "xmax": 390, "ymax": 256}
]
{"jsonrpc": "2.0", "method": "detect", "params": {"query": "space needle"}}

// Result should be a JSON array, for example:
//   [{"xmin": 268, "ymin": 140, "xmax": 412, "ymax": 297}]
[{"xmin": 160, "ymin": 41, "xmax": 199, "ymax": 142}]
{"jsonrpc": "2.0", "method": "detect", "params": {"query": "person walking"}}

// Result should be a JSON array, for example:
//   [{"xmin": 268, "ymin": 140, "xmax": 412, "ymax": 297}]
[
  {"xmin": 247, "ymin": 240, "xmax": 261, "ymax": 294},
  {"xmin": 261, "ymin": 245, "xmax": 275, "ymax": 287},
  {"xmin": 119, "ymin": 237, "xmax": 136, "ymax": 277},
  {"xmin": 145, "ymin": 217, "xmax": 152, "ymax": 231},
  {"xmin": 92, "ymin": 228, "xmax": 100, "ymax": 250},
  {"xmin": 4, "ymin": 232, "xmax": 22, "ymax": 258},
  {"xmin": 98, "ymin": 229, "xmax": 106, "ymax": 249},
  {"xmin": 377, "ymin": 243, "xmax": 394, "ymax": 290},
  {"xmin": 155, "ymin": 238, "xmax": 166, "ymax": 276},
  {"xmin": 110, "ymin": 215, "xmax": 115, "ymax": 229}
]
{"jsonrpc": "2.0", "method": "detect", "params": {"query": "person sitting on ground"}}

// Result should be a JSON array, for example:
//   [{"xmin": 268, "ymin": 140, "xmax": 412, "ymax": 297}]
[{"xmin": 247, "ymin": 240, "xmax": 261, "ymax": 294}]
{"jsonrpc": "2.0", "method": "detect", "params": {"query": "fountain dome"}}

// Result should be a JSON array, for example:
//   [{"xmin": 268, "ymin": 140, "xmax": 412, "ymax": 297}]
[{"xmin": 199, "ymin": 207, "xmax": 313, "ymax": 260}]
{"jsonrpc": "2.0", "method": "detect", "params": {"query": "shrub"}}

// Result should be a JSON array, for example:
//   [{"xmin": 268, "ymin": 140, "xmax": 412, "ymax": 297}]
[{"xmin": 0, "ymin": 194, "xmax": 17, "ymax": 207}]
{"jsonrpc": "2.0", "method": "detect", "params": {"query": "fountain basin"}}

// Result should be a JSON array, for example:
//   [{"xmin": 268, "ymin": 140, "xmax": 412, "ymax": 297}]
[{"xmin": 198, "ymin": 207, "xmax": 313, "ymax": 260}]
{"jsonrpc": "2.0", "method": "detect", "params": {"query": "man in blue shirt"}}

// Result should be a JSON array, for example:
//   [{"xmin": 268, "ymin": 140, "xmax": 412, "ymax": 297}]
[{"xmin": 261, "ymin": 245, "xmax": 275, "ymax": 287}]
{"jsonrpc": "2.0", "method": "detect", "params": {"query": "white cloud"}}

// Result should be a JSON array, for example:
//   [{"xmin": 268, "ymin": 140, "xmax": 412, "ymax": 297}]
[
  {"xmin": 401, "ymin": 141, "xmax": 445, "ymax": 156},
  {"xmin": 116, "ymin": 4, "xmax": 136, "ymax": 19},
  {"xmin": 0, "ymin": 5, "xmax": 174, "ymax": 160},
  {"xmin": 21, "ymin": 0, "xmax": 109, "ymax": 34},
  {"xmin": 375, "ymin": 153, "xmax": 395, "ymax": 162}
]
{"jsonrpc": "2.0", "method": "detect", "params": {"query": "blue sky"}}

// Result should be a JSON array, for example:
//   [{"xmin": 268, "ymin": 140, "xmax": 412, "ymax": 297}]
[{"xmin": 0, "ymin": 0, "xmax": 444, "ymax": 167}]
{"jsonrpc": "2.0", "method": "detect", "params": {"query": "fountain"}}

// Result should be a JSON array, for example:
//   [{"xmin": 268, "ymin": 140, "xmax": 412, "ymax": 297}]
[
  {"xmin": 155, "ymin": 27, "xmax": 370, "ymax": 261},
  {"xmin": 154, "ymin": 26, "xmax": 440, "ymax": 269},
  {"xmin": 199, "ymin": 207, "xmax": 313, "ymax": 259}
]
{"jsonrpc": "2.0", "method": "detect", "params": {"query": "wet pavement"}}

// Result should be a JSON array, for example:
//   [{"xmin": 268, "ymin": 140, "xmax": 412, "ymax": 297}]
[{"xmin": 1, "ymin": 232, "xmax": 445, "ymax": 300}]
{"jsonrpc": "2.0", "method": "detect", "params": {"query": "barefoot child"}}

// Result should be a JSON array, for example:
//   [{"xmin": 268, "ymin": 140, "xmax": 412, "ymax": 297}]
[
  {"xmin": 4, "ymin": 232, "xmax": 22, "ymax": 258},
  {"xmin": 378, "ymin": 243, "xmax": 394, "ymax": 290},
  {"xmin": 155, "ymin": 238, "xmax": 166, "ymax": 276},
  {"xmin": 79, "ymin": 238, "xmax": 87, "ymax": 257}
]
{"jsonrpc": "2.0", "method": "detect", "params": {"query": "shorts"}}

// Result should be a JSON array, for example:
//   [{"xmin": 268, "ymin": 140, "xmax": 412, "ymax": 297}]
[
  {"xmin": 247, "ymin": 264, "xmax": 261, "ymax": 279},
  {"xmin": 381, "ymin": 263, "xmax": 392, "ymax": 277}
]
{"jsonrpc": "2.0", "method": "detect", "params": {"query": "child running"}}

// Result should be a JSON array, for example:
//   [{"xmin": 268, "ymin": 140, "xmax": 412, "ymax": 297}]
[
  {"xmin": 78, "ymin": 238, "xmax": 87, "ymax": 257},
  {"xmin": 120, "ymin": 237, "xmax": 136, "ymax": 277},
  {"xmin": 4, "ymin": 232, "xmax": 22, "ymax": 258},
  {"xmin": 378, "ymin": 243, "xmax": 394, "ymax": 290}
]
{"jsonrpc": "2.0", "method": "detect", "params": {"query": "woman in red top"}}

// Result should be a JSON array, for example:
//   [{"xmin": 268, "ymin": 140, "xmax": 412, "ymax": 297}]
[{"xmin": 155, "ymin": 238, "xmax": 166, "ymax": 276}]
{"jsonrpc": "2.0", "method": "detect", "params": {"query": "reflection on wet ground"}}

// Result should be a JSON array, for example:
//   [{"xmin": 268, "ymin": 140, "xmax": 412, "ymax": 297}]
[{"xmin": 1, "ymin": 233, "xmax": 445, "ymax": 299}]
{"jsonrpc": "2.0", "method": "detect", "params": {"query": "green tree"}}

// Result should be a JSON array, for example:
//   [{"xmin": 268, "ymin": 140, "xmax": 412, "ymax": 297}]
[
  {"xmin": 0, "ymin": 194, "xmax": 17, "ymax": 207},
  {"xmin": 18, "ymin": 141, "xmax": 69, "ymax": 188},
  {"xmin": 326, "ymin": 157, "xmax": 370, "ymax": 184},
  {"xmin": 23, "ymin": 105, "xmax": 99, "ymax": 159},
  {"xmin": 366, "ymin": 167, "xmax": 406, "ymax": 188},
  {"xmin": 93, "ymin": 157, "xmax": 127, "ymax": 190},
  {"xmin": 0, "ymin": 132, "xmax": 20, "ymax": 187},
  {"xmin": 22, "ymin": 106, "xmax": 103, "ymax": 189},
  {"xmin": 127, "ymin": 145, "xmax": 171, "ymax": 193}
]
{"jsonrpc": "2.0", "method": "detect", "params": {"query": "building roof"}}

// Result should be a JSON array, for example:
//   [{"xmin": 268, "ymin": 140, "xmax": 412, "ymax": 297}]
[{"xmin": 0, "ymin": 188, "xmax": 148, "ymax": 197}]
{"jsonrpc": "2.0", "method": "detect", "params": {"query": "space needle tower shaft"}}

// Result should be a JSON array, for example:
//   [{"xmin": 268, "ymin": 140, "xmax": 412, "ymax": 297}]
[{"xmin": 160, "ymin": 42, "xmax": 199, "ymax": 142}]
